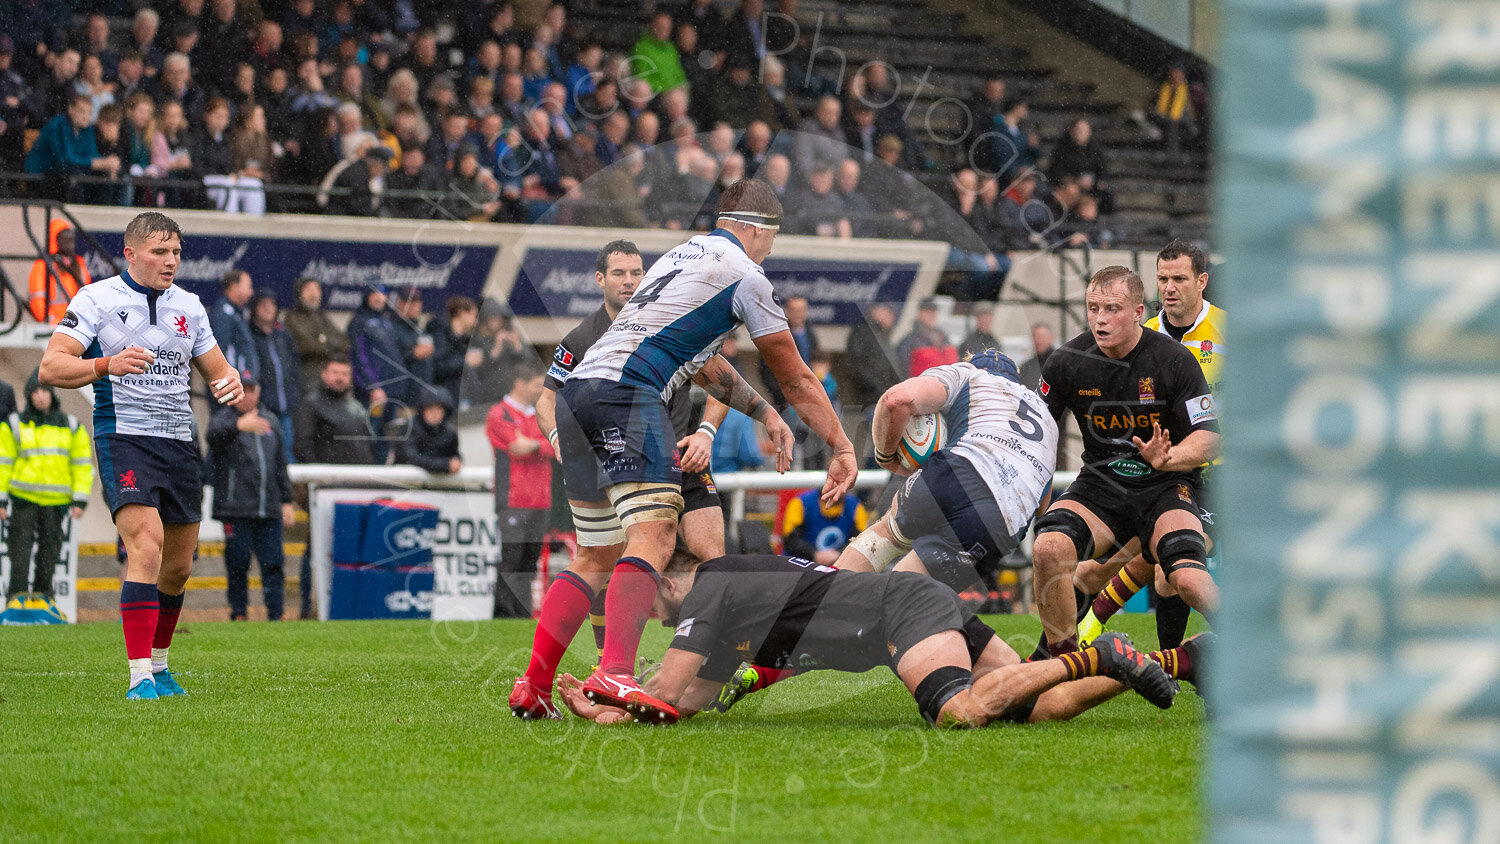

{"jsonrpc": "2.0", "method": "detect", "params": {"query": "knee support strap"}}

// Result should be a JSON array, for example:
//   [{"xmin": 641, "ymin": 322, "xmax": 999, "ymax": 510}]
[
  {"xmin": 1156, "ymin": 528, "xmax": 1208, "ymax": 575},
  {"xmin": 1035, "ymin": 509, "xmax": 1095, "ymax": 561},
  {"xmin": 606, "ymin": 482, "xmax": 684, "ymax": 530},
  {"xmin": 569, "ymin": 502, "xmax": 626, "ymax": 547},
  {"xmin": 914, "ymin": 664, "xmax": 974, "ymax": 727},
  {"xmin": 848, "ymin": 524, "xmax": 910, "ymax": 572},
  {"xmin": 962, "ymin": 616, "xmax": 998, "ymax": 666}
]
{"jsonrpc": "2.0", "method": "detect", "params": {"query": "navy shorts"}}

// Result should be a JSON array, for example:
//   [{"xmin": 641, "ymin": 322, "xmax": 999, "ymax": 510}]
[
  {"xmin": 892, "ymin": 451, "xmax": 1022, "ymax": 592},
  {"xmin": 556, "ymin": 378, "xmax": 682, "ymax": 501},
  {"xmin": 96, "ymin": 433, "xmax": 203, "ymax": 524}
]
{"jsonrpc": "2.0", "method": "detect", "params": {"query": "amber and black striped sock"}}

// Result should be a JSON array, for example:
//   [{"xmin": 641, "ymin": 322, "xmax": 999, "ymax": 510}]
[
  {"xmin": 1092, "ymin": 567, "xmax": 1145, "ymax": 623},
  {"xmin": 1148, "ymin": 646, "xmax": 1192, "ymax": 679},
  {"xmin": 1057, "ymin": 646, "xmax": 1101, "ymax": 681}
]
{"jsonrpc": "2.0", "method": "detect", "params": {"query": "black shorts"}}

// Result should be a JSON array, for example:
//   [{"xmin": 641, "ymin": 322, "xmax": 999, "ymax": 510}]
[
  {"xmin": 1057, "ymin": 470, "xmax": 1203, "ymax": 556},
  {"xmin": 892, "ymin": 451, "xmax": 1021, "ymax": 591},
  {"xmin": 880, "ymin": 572, "xmax": 971, "ymax": 668},
  {"xmin": 556, "ymin": 378, "xmax": 682, "ymax": 501},
  {"xmin": 96, "ymin": 433, "xmax": 203, "ymax": 525},
  {"xmin": 681, "ymin": 469, "xmax": 721, "ymax": 513}
]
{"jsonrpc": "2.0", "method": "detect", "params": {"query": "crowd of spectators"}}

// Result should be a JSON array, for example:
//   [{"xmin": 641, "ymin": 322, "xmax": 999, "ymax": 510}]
[{"xmin": 1, "ymin": 0, "xmax": 1134, "ymax": 303}]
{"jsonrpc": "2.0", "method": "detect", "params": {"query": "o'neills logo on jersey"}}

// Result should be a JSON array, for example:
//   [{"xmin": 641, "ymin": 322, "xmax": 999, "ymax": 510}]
[
  {"xmin": 1138, "ymin": 377, "xmax": 1156, "ymax": 402},
  {"xmin": 1078, "ymin": 387, "xmax": 1101, "ymax": 396}
]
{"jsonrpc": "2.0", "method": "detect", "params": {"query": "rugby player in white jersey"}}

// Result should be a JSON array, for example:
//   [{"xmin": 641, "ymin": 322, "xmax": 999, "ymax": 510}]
[
  {"xmin": 556, "ymin": 180, "xmax": 858, "ymax": 721},
  {"xmin": 836, "ymin": 350, "xmax": 1059, "ymax": 591},
  {"xmin": 40, "ymin": 212, "xmax": 242, "ymax": 699}
]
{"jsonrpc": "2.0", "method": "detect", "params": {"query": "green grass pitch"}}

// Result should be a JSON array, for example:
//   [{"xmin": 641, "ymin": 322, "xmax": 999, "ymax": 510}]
[{"xmin": 0, "ymin": 615, "xmax": 1203, "ymax": 842}]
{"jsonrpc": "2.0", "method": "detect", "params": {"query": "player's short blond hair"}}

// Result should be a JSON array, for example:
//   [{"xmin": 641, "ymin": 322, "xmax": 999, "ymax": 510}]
[
  {"xmin": 1086, "ymin": 265, "xmax": 1144, "ymax": 305},
  {"xmin": 123, "ymin": 211, "xmax": 182, "ymax": 247}
]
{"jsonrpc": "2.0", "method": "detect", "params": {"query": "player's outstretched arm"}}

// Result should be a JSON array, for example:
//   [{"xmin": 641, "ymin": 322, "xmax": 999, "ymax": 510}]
[
  {"xmin": 536, "ymin": 386, "xmax": 561, "ymax": 461},
  {"xmin": 1131, "ymin": 423, "xmax": 1220, "ymax": 473},
  {"xmin": 752, "ymin": 331, "xmax": 857, "ymax": 504},
  {"xmin": 644, "ymin": 648, "xmax": 717, "ymax": 721},
  {"xmin": 871, "ymin": 376, "xmax": 948, "ymax": 472},
  {"xmin": 693, "ymin": 354, "xmax": 794, "ymax": 472},
  {"xmin": 192, "ymin": 345, "xmax": 243, "ymax": 406},
  {"xmin": 40, "ymin": 334, "xmax": 155, "ymax": 389},
  {"xmin": 678, "ymin": 395, "xmax": 729, "ymax": 473}
]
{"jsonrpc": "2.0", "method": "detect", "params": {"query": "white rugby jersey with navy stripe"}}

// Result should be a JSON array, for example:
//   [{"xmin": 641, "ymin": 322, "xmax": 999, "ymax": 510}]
[
  {"xmin": 54, "ymin": 273, "xmax": 217, "ymax": 441},
  {"xmin": 565, "ymin": 229, "xmax": 789, "ymax": 401},
  {"xmin": 921, "ymin": 362, "xmax": 1059, "ymax": 540}
]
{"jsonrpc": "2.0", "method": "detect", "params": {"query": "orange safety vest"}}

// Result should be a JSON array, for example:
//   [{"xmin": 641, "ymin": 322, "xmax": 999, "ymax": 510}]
[{"xmin": 27, "ymin": 219, "xmax": 91, "ymax": 324}]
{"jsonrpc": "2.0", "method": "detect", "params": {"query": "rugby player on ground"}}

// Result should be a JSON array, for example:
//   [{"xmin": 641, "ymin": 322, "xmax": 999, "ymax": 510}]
[
  {"xmin": 40, "ymin": 212, "xmax": 243, "ymax": 699},
  {"xmin": 555, "ymin": 548, "xmax": 1182, "ymax": 727},
  {"xmin": 509, "ymin": 239, "xmax": 791, "ymax": 719},
  {"xmin": 1076, "ymin": 241, "xmax": 1225, "ymax": 651},
  {"xmin": 549, "ymin": 181, "xmax": 857, "ymax": 721},
  {"xmin": 1030, "ymin": 265, "xmax": 1220, "ymax": 657}
]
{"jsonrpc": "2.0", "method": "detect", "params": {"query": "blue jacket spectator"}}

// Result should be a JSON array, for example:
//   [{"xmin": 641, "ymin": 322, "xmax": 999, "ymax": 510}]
[
  {"xmin": 711, "ymin": 409, "xmax": 764, "ymax": 474},
  {"xmin": 24, "ymin": 96, "xmax": 108, "ymax": 179},
  {"xmin": 210, "ymin": 270, "xmax": 261, "ymax": 380},
  {"xmin": 346, "ymin": 287, "xmax": 405, "ymax": 407}
]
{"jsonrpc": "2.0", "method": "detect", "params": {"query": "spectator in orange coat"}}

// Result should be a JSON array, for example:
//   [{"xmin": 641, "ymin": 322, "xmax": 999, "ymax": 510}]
[
  {"xmin": 485, "ymin": 362, "xmax": 556, "ymax": 618},
  {"xmin": 28, "ymin": 218, "xmax": 92, "ymax": 324}
]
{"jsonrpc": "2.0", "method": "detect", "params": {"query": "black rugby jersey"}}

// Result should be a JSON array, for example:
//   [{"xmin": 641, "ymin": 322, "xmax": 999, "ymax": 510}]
[{"xmin": 1038, "ymin": 328, "xmax": 1218, "ymax": 488}]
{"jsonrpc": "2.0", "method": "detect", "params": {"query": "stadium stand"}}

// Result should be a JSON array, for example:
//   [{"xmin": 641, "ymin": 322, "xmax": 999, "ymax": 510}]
[{"xmin": 0, "ymin": 0, "xmax": 1211, "ymax": 252}]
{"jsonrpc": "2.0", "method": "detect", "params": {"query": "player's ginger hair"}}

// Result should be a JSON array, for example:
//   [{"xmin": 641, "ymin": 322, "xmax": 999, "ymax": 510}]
[{"xmin": 1086, "ymin": 265, "xmax": 1144, "ymax": 305}]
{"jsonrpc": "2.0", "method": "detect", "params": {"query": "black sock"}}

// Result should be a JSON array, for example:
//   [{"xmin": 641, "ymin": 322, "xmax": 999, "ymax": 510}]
[
  {"xmin": 1073, "ymin": 585, "xmax": 1094, "ymax": 623},
  {"xmin": 1156, "ymin": 594, "xmax": 1192, "ymax": 650}
]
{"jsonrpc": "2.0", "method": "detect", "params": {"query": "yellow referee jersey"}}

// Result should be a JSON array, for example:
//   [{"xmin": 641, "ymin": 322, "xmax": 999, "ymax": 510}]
[{"xmin": 1145, "ymin": 300, "xmax": 1225, "ymax": 394}]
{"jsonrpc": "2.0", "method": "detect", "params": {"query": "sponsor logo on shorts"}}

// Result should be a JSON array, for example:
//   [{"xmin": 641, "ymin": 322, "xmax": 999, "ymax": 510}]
[
  {"xmin": 1178, "ymin": 483, "xmax": 1194, "ymax": 504},
  {"xmin": 1108, "ymin": 457, "xmax": 1152, "ymax": 478},
  {"xmin": 736, "ymin": 640, "xmax": 754, "ymax": 660},
  {"xmin": 1138, "ymin": 377, "xmax": 1156, "ymax": 403},
  {"xmin": 119, "ymin": 469, "xmax": 139, "ymax": 492},
  {"xmin": 1199, "ymin": 508, "xmax": 1215, "ymax": 526},
  {"xmin": 59, "ymin": 310, "xmax": 79, "ymax": 329},
  {"xmin": 601, "ymin": 427, "xmax": 626, "ymax": 454},
  {"xmin": 701, "ymin": 473, "xmax": 717, "ymax": 493},
  {"xmin": 173, "ymin": 315, "xmax": 190, "ymax": 337},
  {"xmin": 888, "ymin": 641, "xmax": 898, "ymax": 657},
  {"xmin": 1187, "ymin": 393, "xmax": 1217, "ymax": 425}
]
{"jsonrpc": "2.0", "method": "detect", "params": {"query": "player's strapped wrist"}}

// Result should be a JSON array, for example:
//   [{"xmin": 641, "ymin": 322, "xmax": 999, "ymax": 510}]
[
  {"xmin": 547, "ymin": 428, "xmax": 559, "ymax": 452},
  {"xmin": 93, "ymin": 356, "xmax": 112, "ymax": 380},
  {"xmin": 697, "ymin": 420, "xmax": 718, "ymax": 439}
]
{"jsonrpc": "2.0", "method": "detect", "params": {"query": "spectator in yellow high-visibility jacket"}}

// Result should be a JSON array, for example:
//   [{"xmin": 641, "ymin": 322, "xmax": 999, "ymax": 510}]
[{"xmin": 0, "ymin": 371, "xmax": 92, "ymax": 601}]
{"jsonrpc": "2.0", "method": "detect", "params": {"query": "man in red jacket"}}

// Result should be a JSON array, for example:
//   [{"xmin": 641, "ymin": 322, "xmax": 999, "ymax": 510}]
[{"xmin": 486, "ymin": 362, "xmax": 556, "ymax": 618}]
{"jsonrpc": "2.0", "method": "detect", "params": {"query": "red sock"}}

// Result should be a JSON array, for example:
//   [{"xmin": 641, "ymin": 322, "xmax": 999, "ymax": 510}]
[
  {"xmin": 749, "ymin": 666, "xmax": 797, "ymax": 692},
  {"xmin": 153, "ymin": 590, "xmax": 185, "ymax": 651},
  {"xmin": 120, "ymin": 581, "xmax": 159, "ymax": 661},
  {"xmin": 598, "ymin": 557, "xmax": 659, "ymax": 676},
  {"xmin": 524, "ymin": 571, "xmax": 595, "ymax": 692}
]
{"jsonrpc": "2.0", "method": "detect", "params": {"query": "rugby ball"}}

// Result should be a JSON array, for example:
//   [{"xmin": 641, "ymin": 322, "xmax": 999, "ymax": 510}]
[{"xmin": 897, "ymin": 413, "xmax": 946, "ymax": 473}]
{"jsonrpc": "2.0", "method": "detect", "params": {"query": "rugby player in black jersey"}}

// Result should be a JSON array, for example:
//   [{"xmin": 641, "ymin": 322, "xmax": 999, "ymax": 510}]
[
  {"xmin": 555, "ymin": 549, "xmax": 1181, "ymax": 726},
  {"xmin": 1031, "ymin": 266, "xmax": 1220, "ymax": 657}
]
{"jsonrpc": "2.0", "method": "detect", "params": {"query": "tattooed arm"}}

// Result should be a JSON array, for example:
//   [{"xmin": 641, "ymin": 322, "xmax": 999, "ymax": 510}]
[{"xmin": 692, "ymin": 355, "xmax": 793, "ymax": 472}]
